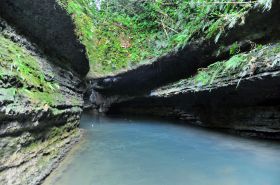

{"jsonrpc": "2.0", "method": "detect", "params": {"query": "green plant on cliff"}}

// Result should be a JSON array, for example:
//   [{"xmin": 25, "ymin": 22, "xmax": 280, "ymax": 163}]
[
  {"xmin": 191, "ymin": 42, "xmax": 280, "ymax": 88},
  {"xmin": 0, "ymin": 34, "xmax": 60, "ymax": 106},
  {"xmin": 193, "ymin": 54, "xmax": 247, "ymax": 86},
  {"xmin": 0, "ymin": 35, "xmax": 59, "ymax": 91},
  {"xmin": 57, "ymin": 0, "xmax": 270, "ymax": 76}
]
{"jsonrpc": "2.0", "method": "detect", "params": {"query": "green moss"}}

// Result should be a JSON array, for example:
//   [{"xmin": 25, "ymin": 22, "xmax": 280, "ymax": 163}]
[
  {"xmin": 18, "ymin": 90, "xmax": 61, "ymax": 106},
  {"xmin": 20, "ymin": 125, "xmax": 79, "ymax": 154},
  {"xmin": 0, "ymin": 35, "xmax": 59, "ymax": 92},
  {"xmin": 0, "ymin": 34, "xmax": 70, "ymax": 107}
]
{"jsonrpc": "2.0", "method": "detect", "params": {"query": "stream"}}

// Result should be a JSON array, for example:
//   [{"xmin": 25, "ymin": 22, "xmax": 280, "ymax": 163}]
[{"xmin": 44, "ymin": 114, "xmax": 280, "ymax": 185}]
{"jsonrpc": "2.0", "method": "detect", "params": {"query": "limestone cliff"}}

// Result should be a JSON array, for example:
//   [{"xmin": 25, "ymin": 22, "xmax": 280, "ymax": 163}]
[
  {"xmin": 0, "ymin": 1, "xmax": 89, "ymax": 184},
  {"xmin": 0, "ymin": 0, "xmax": 89, "ymax": 76},
  {"xmin": 85, "ymin": 0, "xmax": 280, "ymax": 139},
  {"xmin": 106, "ymin": 44, "xmax": 280, "ymax": 139}
]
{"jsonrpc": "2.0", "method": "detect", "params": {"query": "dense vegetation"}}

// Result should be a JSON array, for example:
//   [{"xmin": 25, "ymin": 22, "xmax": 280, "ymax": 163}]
[
  {"xmin": 196, "ymin": 43, "xmax": 280, "ymax": 85},
  {"xmin": 159, "ymin": 43, "xmax": 280, "ymax": 92},
  {"xmin": 58, "ymin": 0, "xmax": 271, "ymax": 77}
]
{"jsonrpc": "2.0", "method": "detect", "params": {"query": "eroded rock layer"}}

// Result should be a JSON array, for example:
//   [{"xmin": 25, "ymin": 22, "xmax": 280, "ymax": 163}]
[
  {"xmin": 90, "ymin": 0, "xmax": 280, "ymax": 97},
  {"xmin": 85, "ymin": 2, "xmax": 280, "ymax": 139},
  {"xmin": 0, "ymin": 16, "xmax": 85, "ymax": 185},
  {"xmin": 105, "ymin": 44, "xmax": 280, "ymax": 139},
  {"xmin": 0, "ymin": 0, "xmax": 89, "ymax": 76}
]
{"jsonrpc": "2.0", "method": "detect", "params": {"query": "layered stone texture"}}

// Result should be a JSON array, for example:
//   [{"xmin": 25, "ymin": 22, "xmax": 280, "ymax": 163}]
[
  {"xmin": 0, "ymin": 17, "xmax": 85, "ymax": 185},
  {"xmin": 106, "ymin": 44, "xmax": 280, "ymax": 139},
  {"xmin": 85, "ymin": 2, "xmax": 280, "ymax": 139},
  {"xmin": 90, "ymin": 0, "xmax": 280, "ymax": 97},
  {"xmin": 0, "ymin": 0, "xmax": 89, "ymax": 76}
]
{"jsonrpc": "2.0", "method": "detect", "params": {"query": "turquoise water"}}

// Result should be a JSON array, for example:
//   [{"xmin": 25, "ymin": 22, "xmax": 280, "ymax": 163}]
[{"xmin": 45, "ymin": 114, "xmax": 280, "ymax": 185}]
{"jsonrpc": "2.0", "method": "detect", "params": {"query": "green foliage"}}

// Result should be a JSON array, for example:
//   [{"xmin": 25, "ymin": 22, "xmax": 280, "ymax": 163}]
[
  {"xmin": 0, "ymin": 35, "xmax": 59, "ymax": 92},
  {"xmin": 192, "ymin": 42, "xmax": 280, "ymax": 88},
  {"xmin": 193, "ymin": 54, "xmax": 246, "ymax": 86},
  {"xmin": 58, "ymin": 0, "xmax": 265, "ymax": 76},
  {"xmin": 229, "ymin": 42, "xmax": 240, "ymax": 55},
  {"xmin": 256, "ymin": 0, "xmax": 272, "ymax": 10},
  {"xmin": 0, "ymin": 34, "xmax": 61, "ymax": 106},
  {"xmin": 224, "ymin": 55, "xmax": 246, "ymax": 71}
]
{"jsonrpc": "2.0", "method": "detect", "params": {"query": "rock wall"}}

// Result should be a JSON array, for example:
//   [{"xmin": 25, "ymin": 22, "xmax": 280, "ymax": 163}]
[
  {"xmin": 0, "ymin": 11, "xmax": 86, "ymax": 185},
  {"xmin": 0, "ymin": 0, "xmax": 89, "ymax": 76},
  {"xmin": 90, "ymin": 0, "xmax": 280, "ymax": 97},
  {"xmin": 85, "ymin": 2, "xmax": 280, "ymax": 139},
  {"xmin": 106, "ymin": 44, "xmax": 280, "ymax": 139}
]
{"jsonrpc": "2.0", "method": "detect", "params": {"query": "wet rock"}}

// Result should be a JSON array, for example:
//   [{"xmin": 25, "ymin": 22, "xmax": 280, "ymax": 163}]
[
  {"xmin": 106, "ymin": 45, "xmax": 280, "ymax": 139},
  {"xmin": 0, "ymin": 16, "xmax": 84, "ymax": 185}
]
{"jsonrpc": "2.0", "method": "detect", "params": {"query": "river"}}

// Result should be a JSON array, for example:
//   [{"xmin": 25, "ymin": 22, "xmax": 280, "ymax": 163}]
[{"xmin": 44, "ymin": 114, "xmax": 280, "ymax": 185}]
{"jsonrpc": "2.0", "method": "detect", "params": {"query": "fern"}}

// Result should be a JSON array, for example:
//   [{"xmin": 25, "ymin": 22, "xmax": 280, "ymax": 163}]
[{"xmin": 57, "ymin": 0, "xmax": 254, "ymax": 76}]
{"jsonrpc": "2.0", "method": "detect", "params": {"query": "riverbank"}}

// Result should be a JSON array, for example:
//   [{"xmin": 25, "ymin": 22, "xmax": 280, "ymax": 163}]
[
  {"xmin": 41, "ymin": 129, "xmax": 85, "ymax": 185},
  {"xmin": 29, "ymin": 129, "xmax": 83, "ymax": 185}
]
